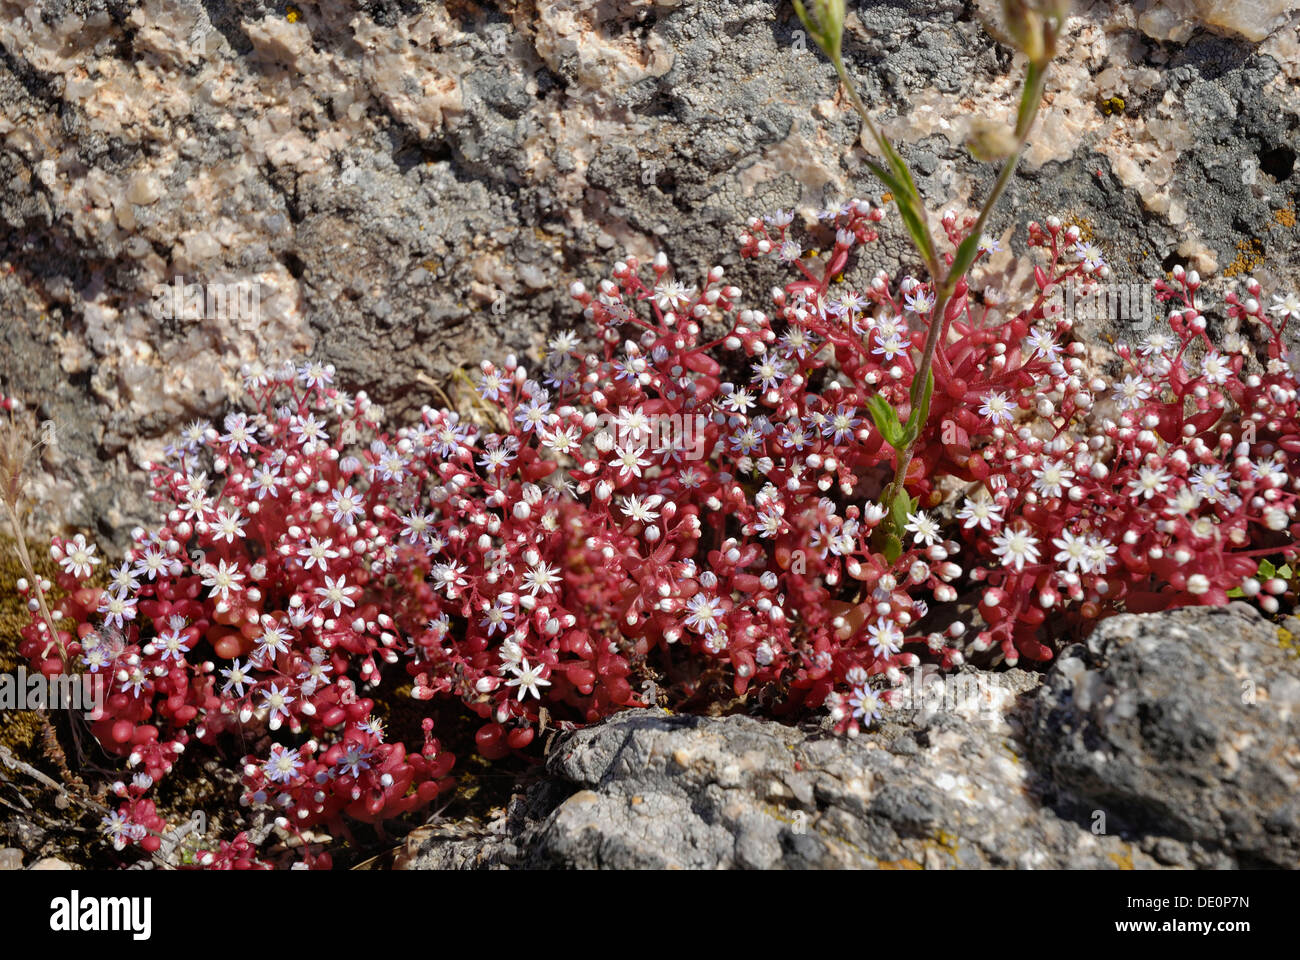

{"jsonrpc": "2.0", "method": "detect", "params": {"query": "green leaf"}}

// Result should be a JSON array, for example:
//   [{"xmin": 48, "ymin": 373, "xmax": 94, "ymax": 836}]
[
  {"xmin": 864, "ymin": 160, "xmax": 936, "ymax": 269},
  {"xmin": 891, "ymin": 490, "xmax": 915, "ymax": 563},
  {"xmin": 881, "ymin": 531, "xmax": 904, "ymax": 564},
  {"xmin": 1016, "ymin": 60, "xmax": 1044, "ymax": 137},
  {"xmin": 1279, "ymin": 564, "xmax": 1293, "ymax": 580},
  {"xmin": 889, "ymin": 488, "xmax": 915, "ymax": 539},
  {"xmin": 948, "ymin": 229, "xmax": 985, "ymax": 288},
  {"xmin": 879, "ymin": 139, "xmax": 923, "ymax": 211},
  {"xmin": 1259, "ymin": 559, "xmax": 1277, "ymax": 580},
  {"xmin": 865, "ymin": 394, "xmax": 906, "ymax": 450},
  {"xmin": 863, "ymin": 158, "xmax": 906, "ymax": 203},
  {"xmin": 1226, "ymin": 587, "xmax": 1245, "ymax": 598},
  {"xmin": 870, "ymin": 487, "xmax": 915, "ymax": 564},
  {"xmin": 895, "ymin": 201, "xmax": 938, "ymax": 274},
  {"xmin": 877, "ymin": 143, "xmax": 937, "ymax": 266}
]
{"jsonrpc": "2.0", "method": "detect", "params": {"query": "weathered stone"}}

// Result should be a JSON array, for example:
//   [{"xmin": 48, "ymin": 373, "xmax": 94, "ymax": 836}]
[
  {"xmin": 1136, "ymin": 0, "xmax": 1300, "ymax": 43},
  {"xmin": 2, "ymin": 1, "xmax": 1299, "ymax": 543},
  {"xmin": 396, "ymin": 606, "xmax": 1298, "ymax": 869},
  {"xmin": 1024, "ymin": 603, "xmax": 1300, "ymax": 869}
]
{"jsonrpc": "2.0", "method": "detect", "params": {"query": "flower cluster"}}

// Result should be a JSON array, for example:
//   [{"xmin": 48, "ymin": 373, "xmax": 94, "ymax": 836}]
[
  {"xmin": 19, "ymin": 372, "xmax": 455, "ymax": 862},
  {"xmin": 17, "ymin": 201, "xmax": 1300, "ymax": 865},
  {"xmin": 101, "ymin": 774, "xmax": 168, "ymax": 854},
  {"xmin": 958, "ymin": 255, "xmax": 1300, "ymax": 663}
]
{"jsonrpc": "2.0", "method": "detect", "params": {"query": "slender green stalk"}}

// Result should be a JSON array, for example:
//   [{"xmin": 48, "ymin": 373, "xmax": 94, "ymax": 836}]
[
  {"xmin": 847, "ymin": 62, "xmax": 1052, "ymax": 524},
  {"xmin": 832, "ymin": 58, "xmax": 942, "ymax": 283},
  {"xmin": 793, "ymin": 0, "xmax": 1064, "ymax": 550}
]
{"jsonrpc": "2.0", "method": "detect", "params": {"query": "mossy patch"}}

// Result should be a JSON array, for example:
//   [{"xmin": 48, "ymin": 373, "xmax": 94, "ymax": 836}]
[{"xmin": 0, "ymin": 535, "xmax": 57, "ymax": 756}]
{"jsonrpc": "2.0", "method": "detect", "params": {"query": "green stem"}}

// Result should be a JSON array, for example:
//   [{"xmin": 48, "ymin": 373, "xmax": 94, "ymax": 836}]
[
  {"xmin": 834, "ymin": 56, "xmax": 1050, "ymax": 522},
  {"xmin": 937, "ymin": 63, "xmax": 1047, "ymax": 305},
  {"xmin": 832, "ymin": 58, "xmax": 942, "ymax": 282},
  {"xmin": 883, "ymin": 287, "xmax": 951, "ymax": 511}
]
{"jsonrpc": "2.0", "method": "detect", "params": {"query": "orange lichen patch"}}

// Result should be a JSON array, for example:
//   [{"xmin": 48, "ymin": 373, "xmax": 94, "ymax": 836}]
[
  {"xmin": 1274, "ymin": 203, "xmax": 1297, "ymax": 229},
  {"xmin": 1224, "ymin": 238, "xmax": 1265, "ymax": 278},
  {"xmin": 1066, "ymin": 218, "xmax": 1095, "ymax": 244}
]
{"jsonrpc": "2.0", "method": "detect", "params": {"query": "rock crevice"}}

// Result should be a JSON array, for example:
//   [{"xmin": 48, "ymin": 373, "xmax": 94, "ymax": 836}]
[{"xmin": 396, "ymin": 606, "xmax": 1299, "ymax": 869}]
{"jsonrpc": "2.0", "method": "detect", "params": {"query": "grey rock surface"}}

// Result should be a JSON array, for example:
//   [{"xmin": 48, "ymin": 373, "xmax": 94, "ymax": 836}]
[
  {"xmin": 395, "ymin": 605, "xmax": 1299, "ymax": 868},
  {"xmin": 1024, "ymin": 602, "xmax": 1300, "ymax": 869},
  {"xmin": 2, "ymin": 1, "xmax": 1300, "ymax": 544}
]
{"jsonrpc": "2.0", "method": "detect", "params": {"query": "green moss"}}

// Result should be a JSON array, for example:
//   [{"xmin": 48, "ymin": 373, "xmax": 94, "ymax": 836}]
[{"xmin": 0, "ymin": 535, "xmax": 57, "ymax": 755}]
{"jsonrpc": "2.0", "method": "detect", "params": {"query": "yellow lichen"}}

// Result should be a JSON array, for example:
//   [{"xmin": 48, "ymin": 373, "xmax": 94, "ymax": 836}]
[
  {"xmin": 286, "ymin": 5, "xmax": 301, "ymax": 23},
  {"xmin": 1099, "ymin": 96, "xmax": 1126, "ymax": 116},
  {"xmin": 1278, "ymin": 626, "xmax": 1298, "ymax": 658},
  {"xmin": 932, "ymin": 829, "xmax": 960, "ymax": 856},
  {"xmin": 1224, "ymin": 238, "xmax": 1265, "ymax": 278},
  {"xmin": 1065, "ymin": 217, "xmax": 1095, "ymax": 244},
  {"xmin": 1274, "ymin": 204, "xmax": 1297, "ymax": 230},
  {"xmin": 758, "ymin": 802, "xmax": 801, "ymax": 827}
]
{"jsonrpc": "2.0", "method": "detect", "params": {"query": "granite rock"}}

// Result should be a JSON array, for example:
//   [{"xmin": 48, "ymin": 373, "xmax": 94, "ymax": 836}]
[
  {"xmin": 395, "ymin": 606, "xmax": 1298, "ymax": 869},
  {"xmin": 1024, "ymin": 603, "xmax": 1300, "ymax": 869},
  {"xmin": 2, "ymin": 0, "xmax": 1300, "ymax": 543}
]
